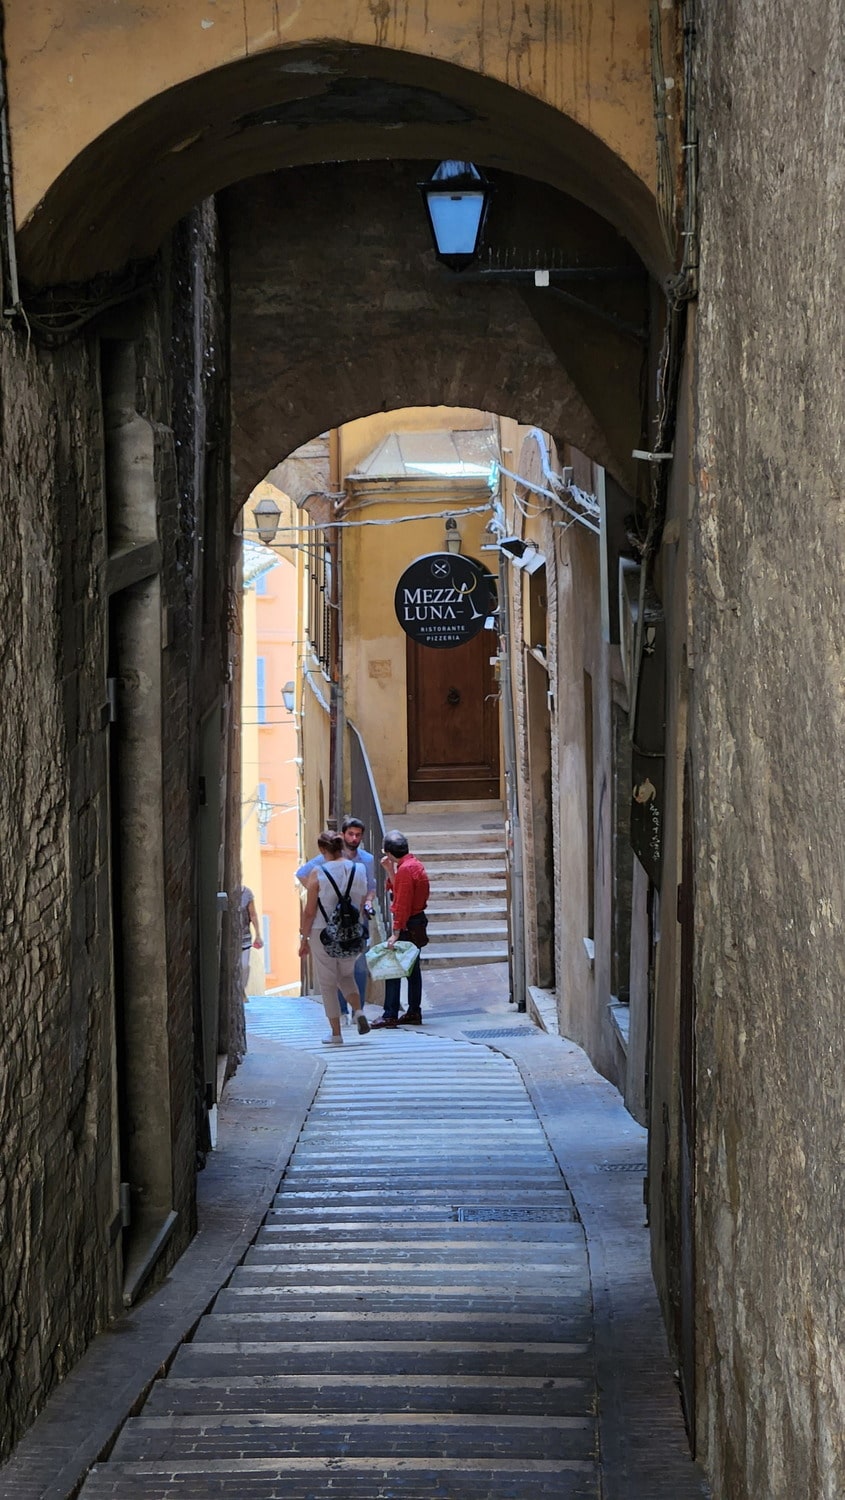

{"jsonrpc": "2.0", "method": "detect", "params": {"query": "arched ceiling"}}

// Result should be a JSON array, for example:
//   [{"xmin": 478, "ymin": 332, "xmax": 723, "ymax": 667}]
[{"xmin": 13, "ymin": 41, "xmax": 669, "ymax": 288}]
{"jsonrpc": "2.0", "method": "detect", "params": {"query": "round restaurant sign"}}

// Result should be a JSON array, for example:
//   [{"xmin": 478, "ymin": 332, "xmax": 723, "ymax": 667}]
[{"xmin": 394, "ymin": 553, "xmax": 492, "ymax": 649}]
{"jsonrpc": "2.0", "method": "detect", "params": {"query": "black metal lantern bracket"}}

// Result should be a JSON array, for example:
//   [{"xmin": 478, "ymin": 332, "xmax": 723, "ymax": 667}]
[{"xmin": 419, "ymin": 161, "xmax": 647, "ymax": 343}]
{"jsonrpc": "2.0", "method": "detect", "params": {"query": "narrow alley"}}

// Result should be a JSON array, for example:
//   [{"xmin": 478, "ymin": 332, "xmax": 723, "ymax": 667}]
[
  {"xmin": 2, "ymin": 5, "xmax": 843, "ymax": 1497},
  {"xmin": 12, "ymin": 972, "xmax": 708, "ymax": 1500}
]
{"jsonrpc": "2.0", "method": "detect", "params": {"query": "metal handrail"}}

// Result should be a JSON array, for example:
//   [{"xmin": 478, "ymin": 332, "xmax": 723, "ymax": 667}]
[{"xmin": 347, "ymin": 720, "xmax": 389, "ymax": 937}]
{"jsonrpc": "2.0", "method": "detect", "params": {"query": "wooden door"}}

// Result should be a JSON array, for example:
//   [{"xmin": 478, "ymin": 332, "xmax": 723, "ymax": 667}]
[{"xmin": 407, "ymin": 632, "xmax": 499, "ymax": 801}]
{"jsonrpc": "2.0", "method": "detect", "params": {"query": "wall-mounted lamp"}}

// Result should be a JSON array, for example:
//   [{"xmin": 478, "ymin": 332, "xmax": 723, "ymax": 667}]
[
  {"xmin": 443, "ymin": 516, "xmax": 462, "ymax": 554},
  {"xmin": 499, "ymin": 536, "xmax": 545, "ymax": 573},
  {"xmin": 498, "ymin": 536, "xmax": 527, "ymax": 560},
  {"xmin": 514, "ymin": 547, "xmax": 546, "ymax": 576},
  {"xmin": 419, "ymin": 161, "xmax": 493, "ymax": 271},
  {"xmin": 281, "ymin": 681, "xmax": 296, "ymax": 713},
  {"xmin": 252, "ymin": 494, "xmax": 282, "ymax": 544}
]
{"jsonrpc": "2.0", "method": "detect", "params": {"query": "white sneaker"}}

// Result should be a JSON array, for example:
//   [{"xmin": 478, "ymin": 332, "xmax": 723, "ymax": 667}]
[
  {"xmin": 355, "ymin": 1011, "xmax": 371, "ymax": 1035},
  {"xmin": 321, "ymin": 1034, "xmax": 344, "ymax": 1046}
]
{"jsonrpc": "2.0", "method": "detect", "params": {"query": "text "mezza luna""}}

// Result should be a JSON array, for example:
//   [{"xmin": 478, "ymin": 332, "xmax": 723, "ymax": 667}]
[{"xmin": 401, "ymin": 584, "xmax": 473, "ymax": 621}]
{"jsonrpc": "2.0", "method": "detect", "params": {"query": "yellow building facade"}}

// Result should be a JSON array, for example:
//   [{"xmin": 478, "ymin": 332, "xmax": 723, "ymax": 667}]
[{"xmin": 241, "ymin": 523, "xmax": 303, "ymax": 993}]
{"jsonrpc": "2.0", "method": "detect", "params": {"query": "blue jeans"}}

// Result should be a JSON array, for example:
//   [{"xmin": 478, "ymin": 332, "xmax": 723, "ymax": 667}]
[{"xmin": 338, "ymin": 933, "xmax": 368, "ymax": 1014}]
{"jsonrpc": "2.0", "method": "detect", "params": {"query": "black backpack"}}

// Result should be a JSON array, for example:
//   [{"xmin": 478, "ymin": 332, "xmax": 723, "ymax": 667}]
[{"xmin": 317, "ymin": 866, "xmax": 365, "ymax": 956}]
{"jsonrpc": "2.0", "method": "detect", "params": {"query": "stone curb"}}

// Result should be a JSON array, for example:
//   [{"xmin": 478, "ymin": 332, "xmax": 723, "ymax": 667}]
[{"xmin": 0, "ymin": 1039, "xmax": 324, "ymax": 1500}]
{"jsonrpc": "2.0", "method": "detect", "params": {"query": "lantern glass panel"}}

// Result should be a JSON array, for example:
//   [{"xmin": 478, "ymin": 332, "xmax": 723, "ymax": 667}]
[{"xmin": 427, "ymin": 191, "xmax": 486, "ymax": 256}]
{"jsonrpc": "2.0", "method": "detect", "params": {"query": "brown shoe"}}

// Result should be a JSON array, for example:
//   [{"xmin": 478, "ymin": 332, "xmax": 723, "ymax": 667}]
[
  {"xmin": 397, "ymin": 1012, "xmax": 422, "ymax": 1025},
  {"xmin": 370, "ymin": 1017, "xmax": 398, "ymax": 1029}
]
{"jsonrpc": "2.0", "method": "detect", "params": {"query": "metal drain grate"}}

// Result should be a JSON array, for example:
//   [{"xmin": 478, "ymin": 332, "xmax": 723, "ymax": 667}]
[
  {"xmin": 597, "ymin": 1162, "xmax": 648, "ymax": 1173},
  {"xmin": 227, "ymin": 1097, "xmax": 277, "ymax": 1108},
  {"xmin": 461, "ymin": 1027, "xmax": 539, "ymax": 1040},
  {"xmin": 453, "ymin": 1206, "xmax": 578, "ymax": 1222}
]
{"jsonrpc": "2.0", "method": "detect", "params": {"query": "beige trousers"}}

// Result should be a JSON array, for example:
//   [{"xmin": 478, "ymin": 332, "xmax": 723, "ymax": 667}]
[{"xmin": 310, "ymin": 938, "xmax": 362, "ymax": 1021}]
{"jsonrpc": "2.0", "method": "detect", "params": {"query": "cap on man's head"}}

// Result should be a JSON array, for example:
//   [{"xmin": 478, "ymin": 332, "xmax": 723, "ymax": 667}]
[{"xmin": 342, "ymin": 816, "xmax": 365, "ymax": 833}]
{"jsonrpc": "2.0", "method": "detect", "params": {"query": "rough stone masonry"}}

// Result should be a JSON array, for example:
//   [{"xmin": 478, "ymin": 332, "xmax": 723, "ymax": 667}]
[{"xmin": 693, "ymin": 3, "xmax": 845, "ymax": 1496}]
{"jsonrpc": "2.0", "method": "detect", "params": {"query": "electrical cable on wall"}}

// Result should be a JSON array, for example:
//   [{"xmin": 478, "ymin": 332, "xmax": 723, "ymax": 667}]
[{"xmin": 242, "ymin": 501, "xmax": 494, "ymax": 542}]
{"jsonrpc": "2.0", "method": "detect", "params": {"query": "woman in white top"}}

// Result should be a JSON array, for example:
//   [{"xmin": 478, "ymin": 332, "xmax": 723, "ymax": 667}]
[{"xmin": 299, "ymin": 831, "xmax": 370, "ymax": 1045}]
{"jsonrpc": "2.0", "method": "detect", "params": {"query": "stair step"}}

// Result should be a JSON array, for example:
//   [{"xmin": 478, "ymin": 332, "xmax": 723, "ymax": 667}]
[
  {"xmin": 241, "ymin": 1239, "xmax": 582, "ymax": 1260},
  {"xmin": 426, "ymin": 902, "xmax": 507, "ymax": 920},
  {"xmin": 274, "ymin": 1170, "xmax": 566, "ymax": 1186},
  {"xmin": 427, "ymin": 923, "xmax": 508, "ymax": 943},
  {"xmin": 402, "ymin": 799, "xmax": 504, "ymax": 814},
  {"xmin": 426, "ymin": 862, "xmax": 505, "ymax": 876},
  {"xmin": 169, "ymin": 1340, "xmax": 594, "ymax": 1380},
  {"xmin": 423, "ymin": 945, "xmax": 509, "ymax": 967},
  {"xmin": 425, "ymin": 883, "xmax": 507, "ymax": 900},
  {"xmin": 110, "ymin": 1410, "xmax": 598, "ymax": 1462},
  {"xmin": 257, "ymin": 1223, "xmax": 572, "ymax": 1243},
  {"xmin": 414, "ymin": 847, "xmax": 505, "ymax": 862},
  {"xmin": 417, "ymin": 852, "xmax": 501, "ymax": 864},
  {"xmin": 143, "ymin": 1372, "xmax": 593, "ymax": 1417},
  {"xmin": 193, "ymin": 1309, "xmax": 594, "ymax": 1342},
  {"xmin": 406, "ymin": 827, "xmax": 505, "ymax": 841},
  {"xmin": 81, "ymin": 1459, "xmax": 600, "ymax": 1497}
]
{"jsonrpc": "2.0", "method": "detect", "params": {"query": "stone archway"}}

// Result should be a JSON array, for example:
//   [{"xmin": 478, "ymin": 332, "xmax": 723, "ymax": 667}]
[
  {"xmin": 226, "ymin": 160, "xmax": 651, "ymax": 507},
  {"xmin": 12, "ymin": 36, "xmax": 669, "ymax": 287}
]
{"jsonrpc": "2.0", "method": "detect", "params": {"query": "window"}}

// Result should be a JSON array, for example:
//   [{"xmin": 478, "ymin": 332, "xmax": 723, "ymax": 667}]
[
  {"xmin": 256, "ymin": 657, "xmax": 267, "ymax": 725},
  {"xmin": 254, "ymin": 571, "xmax": 267, "ymax": 596},
  {"xmin": 306, "ymin": 534, "xmax": 334, "ymax": 674},
  {"xmin": 258, "ymin": 781, "xmax": 269, "ymax": 845},
  {"xmin": 261, "ymin": 915, "xmax": 271, "ymax": 973}
]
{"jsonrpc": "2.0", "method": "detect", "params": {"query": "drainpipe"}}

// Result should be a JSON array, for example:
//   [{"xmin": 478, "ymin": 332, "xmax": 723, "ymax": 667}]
[
  {"xmin": 498, "ymin": 560, "xmax": 527, "ymax": 1011},
  {"xmin": 332, "ymin": 524, "xmax": 345, "ymax": 827},
  {"xmin": 325, "ymin": 432, "xmax": 346, "ymax": 830}
]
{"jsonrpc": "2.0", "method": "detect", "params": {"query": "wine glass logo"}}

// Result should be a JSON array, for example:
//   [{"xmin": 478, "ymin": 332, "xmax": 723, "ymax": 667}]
[
  {"xmin": 456, "ymin": 574, "xmax": 483, "ymax": 621},
  {"xmin": 427, "ymin": 557, "xmax": 484, "ymax": 622}
]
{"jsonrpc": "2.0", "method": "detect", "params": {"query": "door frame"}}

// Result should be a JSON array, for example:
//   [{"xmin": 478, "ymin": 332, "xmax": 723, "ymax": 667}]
[{"xmin": 406, "ymin": 632, "xmax": 500, "ymax": 801}]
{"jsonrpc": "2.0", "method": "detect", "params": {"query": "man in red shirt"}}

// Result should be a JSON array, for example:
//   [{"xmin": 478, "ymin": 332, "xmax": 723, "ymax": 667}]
[{"xmin": 370, "ymin": 830, "xmax": 430, "ymax": 1028}]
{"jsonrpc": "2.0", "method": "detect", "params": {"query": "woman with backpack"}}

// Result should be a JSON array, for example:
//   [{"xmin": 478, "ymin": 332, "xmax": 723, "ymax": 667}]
[{"xmin": 298, "ymin": 831, "xmax": 371, "ymax": 1045}]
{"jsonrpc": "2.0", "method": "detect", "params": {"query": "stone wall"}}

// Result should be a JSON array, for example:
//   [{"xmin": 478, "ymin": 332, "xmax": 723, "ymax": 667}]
[
  {"xmin": 163, "ymin": 202, "xmax": 236, "ymax": 1173},
  {"xmin": 0, "ymin": 326, "xmax": 114, "ymax": 1450},
  {"xmin": 693, "ymin": 4, "xmax": 845, "ymax": 1495},
  {"xmin": 225, "ymin": 161, "xmax": 648, "ymax": 506},
  {"xmin": 0, "ymin": 202, "xmax": 232, "ymax": 1457},
  {"xmin": 554, "ymin": 509, "xmax": 622, "ymax": 1086}
]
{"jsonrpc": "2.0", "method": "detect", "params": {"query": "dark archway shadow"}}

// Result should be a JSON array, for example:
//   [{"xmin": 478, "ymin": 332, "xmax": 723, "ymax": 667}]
[{"xmin": 225, "ymin": 161, "xmax": 652, "ymax": 505}]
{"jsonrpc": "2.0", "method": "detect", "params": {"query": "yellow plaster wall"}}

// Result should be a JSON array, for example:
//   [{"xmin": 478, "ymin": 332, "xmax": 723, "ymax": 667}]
[
  {"xmin": 254, "ymin": 555, "xmax": 301, "ymax": 990},
  {"xmin": 300, "ymin": 669, "xmax": 332, "ymax": 849},
  {"xmin": 240, "ymin": 568, "xmax": 266, "ymax": 996},
  {"xmin": 339, "ymin": 407, "xmax": 494, "ymax": 480},
  {"xmin": 342, "ymin": 483, "xmax": 496, "ymax": 813},
  {"xmin": 7, "ymin": 1, "xmax": 659, "ymax": 250}
]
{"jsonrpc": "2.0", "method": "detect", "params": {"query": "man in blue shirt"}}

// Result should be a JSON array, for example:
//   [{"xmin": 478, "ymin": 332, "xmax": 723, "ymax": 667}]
[{"xmin": 296, "ymin": 816, "xmax": 376, "ymax": 1016}]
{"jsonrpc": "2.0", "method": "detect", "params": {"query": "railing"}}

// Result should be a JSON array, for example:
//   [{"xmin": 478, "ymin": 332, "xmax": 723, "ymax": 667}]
[{"xmin": 347, "ymin": 721, "xmax": 389, "ymax": 939}]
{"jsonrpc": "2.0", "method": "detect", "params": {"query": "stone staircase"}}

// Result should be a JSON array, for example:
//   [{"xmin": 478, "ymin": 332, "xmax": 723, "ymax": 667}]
[
  {"xmin": 394, "ymin": 805, "xmax": 510, "ymax": 969},
  {"xmin": 79, "ymin": 1027, "xmax": 599, "ymax": 1498}
]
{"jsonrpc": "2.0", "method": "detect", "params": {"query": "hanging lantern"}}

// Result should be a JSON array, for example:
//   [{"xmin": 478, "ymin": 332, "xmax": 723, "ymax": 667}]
[{"xmin": 419, "ymin": 161, "xmax": 493, "ymax": 271}]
